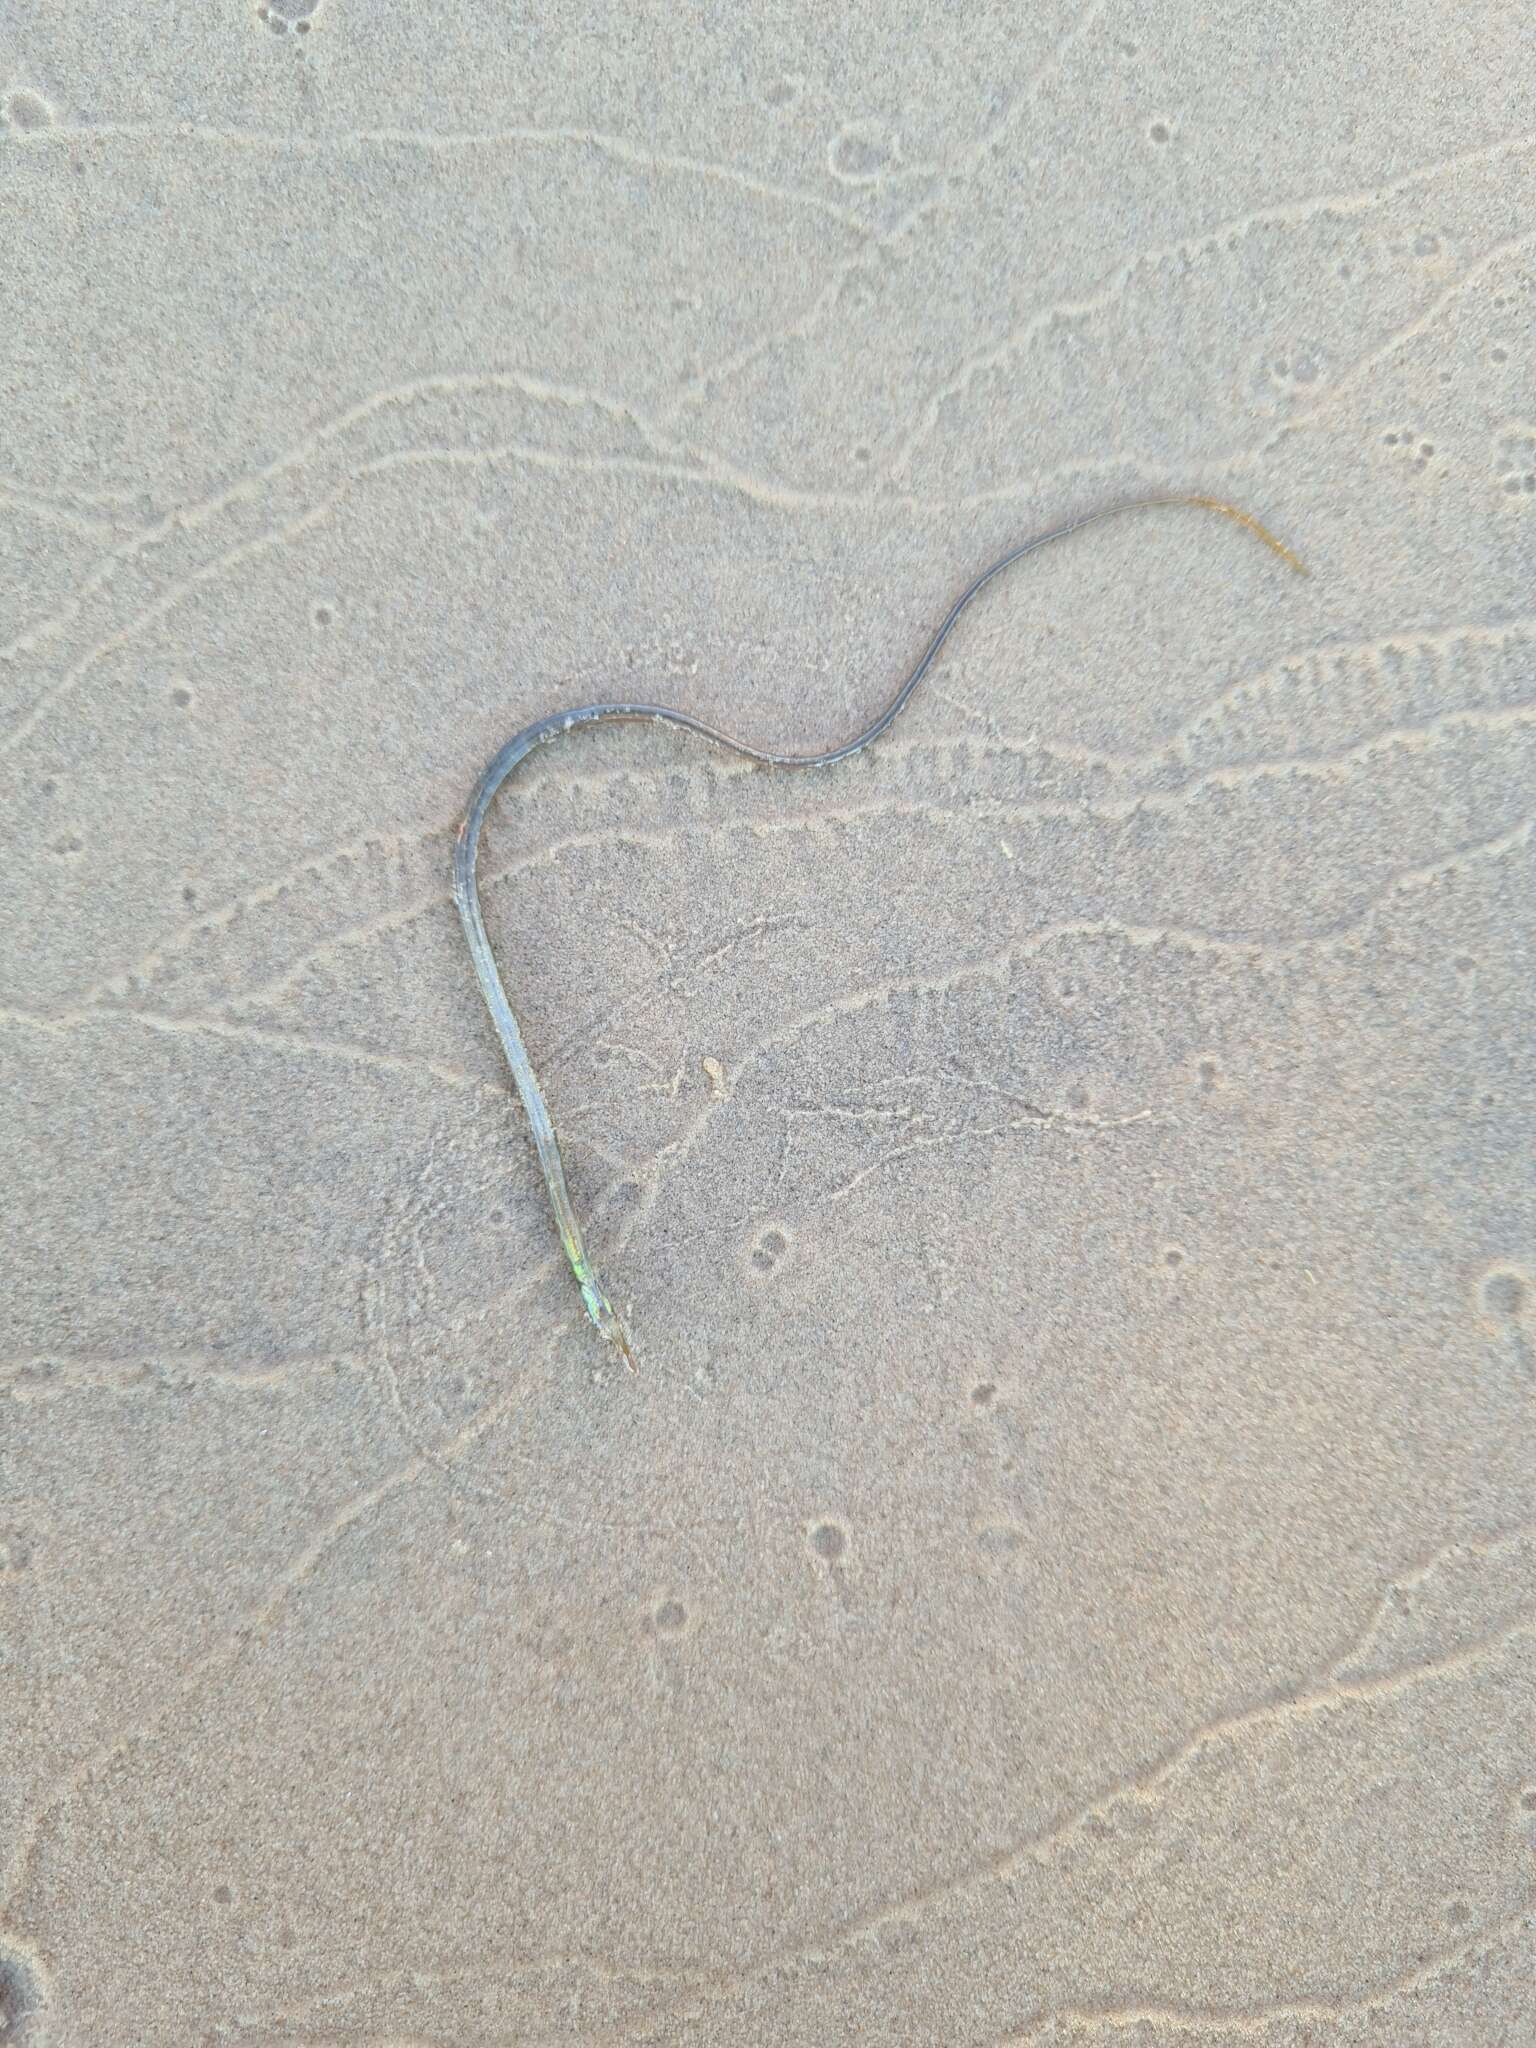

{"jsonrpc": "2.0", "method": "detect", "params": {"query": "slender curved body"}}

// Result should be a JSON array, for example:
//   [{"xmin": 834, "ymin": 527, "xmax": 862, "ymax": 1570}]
[{"xmin": 452, "ymin": 493, "xmax": 1306, "ymax": 1369}]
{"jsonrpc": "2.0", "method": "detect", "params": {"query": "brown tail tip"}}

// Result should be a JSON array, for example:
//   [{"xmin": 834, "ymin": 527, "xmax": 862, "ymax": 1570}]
[{"xmin": 1183, "ymin": 494, "xmax": 1310, "ymax": 577}]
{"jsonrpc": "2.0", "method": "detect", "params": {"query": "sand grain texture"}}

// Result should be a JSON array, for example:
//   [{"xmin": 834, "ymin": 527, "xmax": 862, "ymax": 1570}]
[{"xmin": 2, "ymin": 1, "xmax": 1534, "ymax": 2042}]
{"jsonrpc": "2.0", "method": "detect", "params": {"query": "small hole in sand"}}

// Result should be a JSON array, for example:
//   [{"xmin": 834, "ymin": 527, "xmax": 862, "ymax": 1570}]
[
  {"xmin": 4, "ymin": 89, "xmax": 54, "ymax": 131},
  {"xmin": 1480, "ymin": 1268, "xmax": 1527, "ymax": 1320}
]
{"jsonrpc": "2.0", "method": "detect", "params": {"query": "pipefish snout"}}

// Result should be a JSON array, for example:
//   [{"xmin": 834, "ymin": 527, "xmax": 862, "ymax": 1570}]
[{"xmin": 452, "ymin": 492, "xmax": 1307, "ymax": 1371}]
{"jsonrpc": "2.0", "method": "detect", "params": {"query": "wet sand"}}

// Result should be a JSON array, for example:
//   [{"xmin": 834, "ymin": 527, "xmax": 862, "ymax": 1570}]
[{"xmin": 2, "ymin": 3, "xmax": 1534, "ymax": 2041}]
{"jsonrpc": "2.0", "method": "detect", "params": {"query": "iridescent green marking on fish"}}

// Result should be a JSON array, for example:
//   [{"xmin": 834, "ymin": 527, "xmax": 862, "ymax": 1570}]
[{"xmin": 452, "ymin": 494, "xmax": 1307, "ymax": 1371}]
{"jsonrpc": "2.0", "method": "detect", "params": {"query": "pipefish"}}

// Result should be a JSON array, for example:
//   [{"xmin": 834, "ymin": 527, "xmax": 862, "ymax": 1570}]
[{"xmin": 452, "ymin": 492, "xmax": 1307, "ymax": 1371}]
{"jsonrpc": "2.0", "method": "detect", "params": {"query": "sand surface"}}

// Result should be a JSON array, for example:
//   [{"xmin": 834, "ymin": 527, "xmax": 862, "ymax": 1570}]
[{"xmin": 3, "ymin": 3, "xmax": 1535, "ymax": 2042}]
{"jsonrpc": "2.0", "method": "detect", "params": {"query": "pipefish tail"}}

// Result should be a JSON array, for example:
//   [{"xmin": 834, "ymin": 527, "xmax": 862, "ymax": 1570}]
[{"xmin": 452, "ymin": 492, "xmax": 1307, "ymax": 1372}]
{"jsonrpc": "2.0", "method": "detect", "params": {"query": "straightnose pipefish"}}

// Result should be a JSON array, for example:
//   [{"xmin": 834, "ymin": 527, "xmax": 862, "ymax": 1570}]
[{"xmin": 452, "ymin": 493, "xmax": 1306, "ymax": 1371}]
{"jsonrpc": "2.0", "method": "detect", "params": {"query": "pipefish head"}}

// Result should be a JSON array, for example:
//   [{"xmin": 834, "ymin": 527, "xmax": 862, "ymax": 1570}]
[{"xmin": 591, "ymin": 1292, "xmax": 639, "ymax": 1372}]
